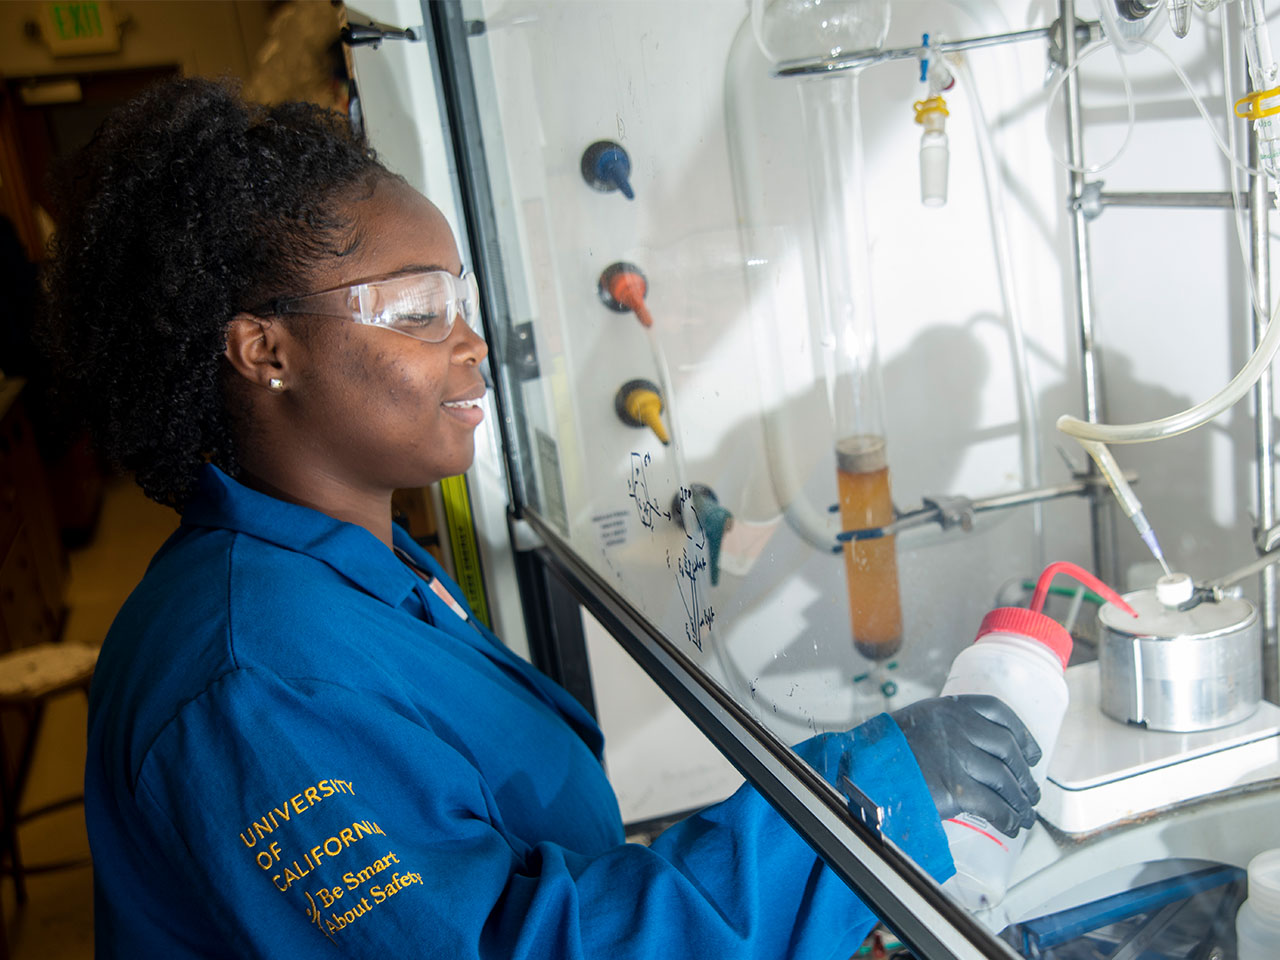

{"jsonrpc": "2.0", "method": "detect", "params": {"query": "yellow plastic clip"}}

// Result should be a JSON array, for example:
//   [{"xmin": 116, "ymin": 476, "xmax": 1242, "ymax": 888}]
[
  {"xmin": 913, "ymin": 95, "xmax": 949, "ymax": 125},
  {"xmin": 1235, "ymin": 87, "xmax": 1280, "ymax": 121}
]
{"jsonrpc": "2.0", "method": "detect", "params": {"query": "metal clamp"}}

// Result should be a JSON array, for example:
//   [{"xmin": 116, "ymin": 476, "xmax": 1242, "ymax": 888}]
[
  {"xmin": 1071, "ymin": 180, "xmax": 1105, "ymax": 221},
  {"xmin": 505, "ymin": 321, "xmax": 540, "ymax": 382},
  {"xmin": 1047, "ymin": 16, "xmax": 1103, "ymax": 70},
  {"xmin": 1256, "ymin": 520, "xmax": 1280, "ymax": 555},
  {"xmin": 921, "ymin": 495, "xmax": 975, "ymax": 532},
  {"xmin": 836, "ymin": 498, "xmax": 963, "ymax": 543},
  {"xmin": 341, "ymin": 21, "xmax": 420, "ymax": 47}
]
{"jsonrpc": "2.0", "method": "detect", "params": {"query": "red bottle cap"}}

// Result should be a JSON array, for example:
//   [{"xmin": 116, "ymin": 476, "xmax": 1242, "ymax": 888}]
[{"xmin": 976, "ymin": 607, "xmax": 1073, "ymax": 670}]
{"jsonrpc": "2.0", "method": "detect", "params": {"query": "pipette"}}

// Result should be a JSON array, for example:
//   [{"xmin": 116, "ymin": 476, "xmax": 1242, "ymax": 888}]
[{"xmin": 1077, "ymin": 439, "xmax": 1172, "ymax": 577}]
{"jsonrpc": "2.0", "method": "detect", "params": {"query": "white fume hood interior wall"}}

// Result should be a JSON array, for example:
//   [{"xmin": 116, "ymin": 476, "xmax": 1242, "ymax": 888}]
[{"xmin": 353, "ymin": 0, "xmax": 1270, "ymax": 823}]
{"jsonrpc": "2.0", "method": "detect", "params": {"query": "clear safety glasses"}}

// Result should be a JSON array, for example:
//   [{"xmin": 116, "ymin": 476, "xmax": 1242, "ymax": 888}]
[{"xmin": 270, "ymin": 270, "xmax": 480, "ymax": 343}]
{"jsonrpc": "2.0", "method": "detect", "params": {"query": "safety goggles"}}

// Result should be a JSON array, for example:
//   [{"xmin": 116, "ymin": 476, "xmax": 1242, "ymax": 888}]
[{"xmin": 267, "ymin": 270, "xmax": 480, "ymax": 343}]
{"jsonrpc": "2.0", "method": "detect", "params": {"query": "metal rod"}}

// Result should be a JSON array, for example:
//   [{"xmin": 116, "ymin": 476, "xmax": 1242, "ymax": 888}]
[
  {"xmin": 1061, "ymin": 0, "xmax": 1120, "ymax": 585},
  {"xmin": 1208, "ymin": 544, "xmax": 1280, "ymax": 594},
  {"xmin": 971, "ymin": 477, "xmax": 1105, "ymax": 512},
  {"xmin": 1099, "ymin": 191, "xmax": 1235, "ymax": 208},
  {"xmin": 773, "ymin": 25, "xmax": 1054, "ymax": 77},
  {"xmin": 838, "ymin": 474, "xmax": 1134, "ymax": 541},
  {"xmin": 1248, "ymin": 85, "xmax": 1279, "ymax": 702}
]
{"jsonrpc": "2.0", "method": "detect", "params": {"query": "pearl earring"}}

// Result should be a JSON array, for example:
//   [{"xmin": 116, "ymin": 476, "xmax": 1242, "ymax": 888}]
[{"xmin": 268, "ymin": 377, "xmax": 284, "ymax": 392}]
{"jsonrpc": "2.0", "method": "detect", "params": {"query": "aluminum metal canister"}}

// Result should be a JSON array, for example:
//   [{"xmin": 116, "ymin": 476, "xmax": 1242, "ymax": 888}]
[{"xmin": 1098, "ymin": 582, "xmax": 1260, "ymax": 732}]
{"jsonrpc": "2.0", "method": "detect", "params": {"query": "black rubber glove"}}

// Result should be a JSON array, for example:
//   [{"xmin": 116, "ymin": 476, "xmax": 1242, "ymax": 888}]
[{"xmin": 892, "ymin": 695, "xmax": 1042, "ymax": 838}]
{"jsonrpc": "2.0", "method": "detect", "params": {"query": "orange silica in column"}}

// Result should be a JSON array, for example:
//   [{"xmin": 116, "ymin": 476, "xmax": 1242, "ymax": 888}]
[{"xmin": 836, "ymin": 435, "xmax": 903, "ymax": 660}]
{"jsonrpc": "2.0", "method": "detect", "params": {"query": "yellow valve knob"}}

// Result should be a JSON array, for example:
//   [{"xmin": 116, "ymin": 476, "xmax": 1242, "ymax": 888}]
[
  {"xmin": 615, "ymin": 378, "xmax": 670, "ymax": 446},
  {"xmin": 626, "ymin": 389, "xmax": 670, "ymax": 445},
  {"xmin": 913, "ymin": 95, "xmax": 949, "ymax": 124}
]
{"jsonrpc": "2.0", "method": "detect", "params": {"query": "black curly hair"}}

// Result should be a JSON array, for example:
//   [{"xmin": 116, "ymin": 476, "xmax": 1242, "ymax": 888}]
[{"xmin": 42, "ymin": 76, "xmax": 390, "ymax": 508}]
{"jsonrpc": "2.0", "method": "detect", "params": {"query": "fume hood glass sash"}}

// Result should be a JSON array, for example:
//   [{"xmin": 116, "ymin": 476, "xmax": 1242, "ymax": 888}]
[{"xmin": 427, "ymin": 2, "xmax": 1017, "ymax": 957}]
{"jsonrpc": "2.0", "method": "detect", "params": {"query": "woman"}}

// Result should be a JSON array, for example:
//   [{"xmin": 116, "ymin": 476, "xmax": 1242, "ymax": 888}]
[{"xmin": 45, "ymin": 78, "xmax": 1039, "ymax": 958}]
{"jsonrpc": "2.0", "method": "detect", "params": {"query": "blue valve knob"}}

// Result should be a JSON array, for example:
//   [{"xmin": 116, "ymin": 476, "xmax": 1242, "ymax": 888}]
[
  {"xmin": 698, "ymin": 496, "xmax": 732, "ymax": 588},
  {"xmin": 581, "ymin": 140, "xmax": 635, "ymax": 200}
]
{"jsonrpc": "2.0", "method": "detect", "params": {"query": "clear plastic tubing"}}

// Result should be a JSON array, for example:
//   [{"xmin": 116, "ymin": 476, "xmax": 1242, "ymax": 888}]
[
  {"xmin": 952, "ymin": 54, "xmax": 1045, "ymax": 571},
  {"xmin": 1056, "ymin": 286, "xmax": 1280, "ymax": 445},
  {"xmin": 797, "ymin": 71, "xmax": 905, "ymax": 660},
  {"xmin": 644, "ymin": 327, "xmax": 693, "ymax": 505}
]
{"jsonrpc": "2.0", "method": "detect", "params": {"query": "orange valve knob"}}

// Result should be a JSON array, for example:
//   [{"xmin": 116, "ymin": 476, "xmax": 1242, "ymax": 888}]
[
  {"xmin": 615, "ymin": 378, "xmax": 670, "ymax": 446},
  {"xmin": 598, "ymin": 262, "xmax": 653, "ymax": 328}
]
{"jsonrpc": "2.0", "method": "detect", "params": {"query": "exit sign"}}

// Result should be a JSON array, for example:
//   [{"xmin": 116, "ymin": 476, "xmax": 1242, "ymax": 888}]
[{"xmin": 40, "ymin": 1, "xmax": 120, "ymax": 56}]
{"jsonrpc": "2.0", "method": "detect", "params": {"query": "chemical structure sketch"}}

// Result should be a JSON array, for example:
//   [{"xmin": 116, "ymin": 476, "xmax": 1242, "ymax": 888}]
[
  {"xmin": 623, "ymin": 454, "xmax": 718, "ymax": 652},
  {"xmin": 627, "ymin": 452, "xmax": 672, "ymax": 531},
  {"xmin": 670, "ymin": 485, "xmax": 716, "ymax": 651}
]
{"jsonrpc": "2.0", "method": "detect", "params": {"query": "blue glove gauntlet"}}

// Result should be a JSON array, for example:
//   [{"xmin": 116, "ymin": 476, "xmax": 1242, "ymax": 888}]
[{"xmin": 892, "ymin": 695, "xmax": 1042, "ymax": 838}]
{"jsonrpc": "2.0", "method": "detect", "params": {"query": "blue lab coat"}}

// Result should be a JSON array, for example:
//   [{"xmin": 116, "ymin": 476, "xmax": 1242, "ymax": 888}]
[{"xmin": 85, "ymin": 465, "xmax": 952, "ymax": 958}]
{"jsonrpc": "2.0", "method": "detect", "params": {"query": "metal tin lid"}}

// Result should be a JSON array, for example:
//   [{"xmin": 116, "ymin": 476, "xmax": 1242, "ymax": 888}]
[{"xmin": 1098, "ymin": 587, "xmax": 1256, "ymax": 641}]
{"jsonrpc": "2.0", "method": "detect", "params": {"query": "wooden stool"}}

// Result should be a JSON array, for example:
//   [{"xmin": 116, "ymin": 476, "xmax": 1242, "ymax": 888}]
[{"xmin": 0, "ymin": 642, "xmax": 97, "ymax": 910}]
